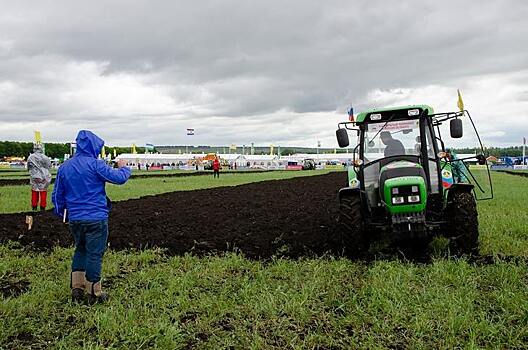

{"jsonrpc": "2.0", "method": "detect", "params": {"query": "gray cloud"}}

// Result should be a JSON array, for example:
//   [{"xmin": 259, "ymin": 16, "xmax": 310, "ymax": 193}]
[{"xmin": 0, "ymin": 0, "xmax": 527, "ymax": 147}]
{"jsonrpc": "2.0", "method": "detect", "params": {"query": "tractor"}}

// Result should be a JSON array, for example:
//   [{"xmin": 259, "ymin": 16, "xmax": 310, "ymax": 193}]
[
  {"xmin": 335, "ymin": 105, "xmax": 493, "ymax": 256},
  {"xmin": 302, "ymin": 158, "xmax": 316, "ymax": 170}
]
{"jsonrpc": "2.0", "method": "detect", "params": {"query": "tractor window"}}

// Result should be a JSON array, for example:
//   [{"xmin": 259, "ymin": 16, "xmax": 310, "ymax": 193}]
[
  {"xmin": 425, "ymin": 124, "xmax": 440, "ymax": 193},
  {"xmin": 363, "ymin": 120, "xmax": 420, "ymax": 163}
]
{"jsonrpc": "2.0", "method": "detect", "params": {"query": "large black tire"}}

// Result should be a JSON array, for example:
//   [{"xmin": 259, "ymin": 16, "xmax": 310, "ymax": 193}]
[
  {"xmin": 445, "ymin": 191, "xmax": 479, "ymax": 255},
  {"xmin": 339, "ymin": 193, "xmax": 368, "ymax": 257}
]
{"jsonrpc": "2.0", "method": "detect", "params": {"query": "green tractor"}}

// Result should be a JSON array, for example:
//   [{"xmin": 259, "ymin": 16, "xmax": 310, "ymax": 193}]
[{"xmin": 335, "ymin": 105, "xmax": 492, "ymax": 257}]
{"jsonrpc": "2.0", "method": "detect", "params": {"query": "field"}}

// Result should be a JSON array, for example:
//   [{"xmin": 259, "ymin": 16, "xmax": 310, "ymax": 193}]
[{"xmin": 1, "ymin": 169, "xmax": 528, "ymax": 349}]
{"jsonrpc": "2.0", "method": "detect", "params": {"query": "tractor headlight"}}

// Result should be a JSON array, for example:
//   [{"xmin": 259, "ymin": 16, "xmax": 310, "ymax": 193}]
[
  {"xmin": 411, "ymin": 186, "xmax": 419, "ymax": 193},
  {"xmin": 392, "ymin": 196, "xmax": 405, "ymax": 204},
  {"xmin": 408, "ymin": 195, "xmax": 420, "ymax": 203}
]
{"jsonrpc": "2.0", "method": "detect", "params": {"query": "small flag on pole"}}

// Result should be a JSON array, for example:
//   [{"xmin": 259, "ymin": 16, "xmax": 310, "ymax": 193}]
[
  {"xmin": 187, "ymin": 128, "xmax": 195, "ymax": 136},
  {"xmin": 270, "ymin": 144, "xmax": 274, "ymax": 155},
  {"xmin": 34, "ymin": 130, "xmax": 42, "ymax": 143},
  {"xmin": 113, "ymin": 148, "xmax": 117, "ymax": 158},
  {"xmin": 457, "ymin": 89, "xmax": 465, "ymax": 112},
  {"xmin": 348, "ymin": 107, "xmax": 355, "ymax": 122},
  {"xmin": 132, "ymin": 144, "xmax": 137, "ymax": 154}
]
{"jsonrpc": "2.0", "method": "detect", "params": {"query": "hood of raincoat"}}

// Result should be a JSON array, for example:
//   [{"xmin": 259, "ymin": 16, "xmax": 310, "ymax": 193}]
[{"xmin": 76, "ymin": 130, "xmax": 104, "ymax": 158}]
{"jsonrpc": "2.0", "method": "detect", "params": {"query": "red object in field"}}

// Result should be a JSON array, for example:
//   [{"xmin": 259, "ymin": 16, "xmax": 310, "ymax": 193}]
[
  {"xmin": 213, "ymin": 159, "xmax": 220, "ymax": 171},
  {"xmin": 286, "ymin": 165, "xmax": 303, "ymax": 170},
  {"xmin": 31, "ymin": 190, "xmax": 47, "ymax": 208}
]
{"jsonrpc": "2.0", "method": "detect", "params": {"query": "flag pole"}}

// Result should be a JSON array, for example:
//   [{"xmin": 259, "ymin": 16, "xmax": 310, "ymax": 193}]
[{"xmin": 523, "ymin": 137, "xmax": 526, "ymax": 165}]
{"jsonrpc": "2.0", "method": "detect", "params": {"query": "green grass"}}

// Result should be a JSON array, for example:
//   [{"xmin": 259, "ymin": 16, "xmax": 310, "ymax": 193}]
[
  {"xmin": 1, "ymin": 170, "xmax": 528, "ymax": 348},
  {"xmin": 0, "ymin": 170, "xmax": 334, "ymax": 214},
  {"xmin": 1, "ymin": 247, "xmax": 527, "ymax": 349}
]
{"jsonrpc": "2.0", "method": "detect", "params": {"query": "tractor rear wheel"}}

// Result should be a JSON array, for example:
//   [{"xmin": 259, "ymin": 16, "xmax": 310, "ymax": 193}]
[
  {"xmin": 339, "ymin": 193, "xmax": 368, "ymax": 257},
  {"xmin": 446, "ymin": 191, "xmax": 479, "ymax": 255}
]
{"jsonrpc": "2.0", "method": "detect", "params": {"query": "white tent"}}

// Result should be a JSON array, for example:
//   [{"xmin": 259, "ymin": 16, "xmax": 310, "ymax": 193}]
[
  {"xmin": 280, "ymin": 153, "xmax": 356, "ymax": 164},
  {"xmin": 116, "ymin": 153, "xmax": 198, "ymax": 166},
  {"xmin": 244, "ymin": 155, "xmax": 282, "ymax": 169},
  {"xmin": 217, "ymin": 154, "xmax": 247, "ymax": 167}
]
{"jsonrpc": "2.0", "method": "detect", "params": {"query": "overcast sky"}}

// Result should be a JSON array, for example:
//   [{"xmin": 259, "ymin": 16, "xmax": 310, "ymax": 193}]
[{"xmin": 0, "ymin": 0, "xmax": 527, "ymax": 148}]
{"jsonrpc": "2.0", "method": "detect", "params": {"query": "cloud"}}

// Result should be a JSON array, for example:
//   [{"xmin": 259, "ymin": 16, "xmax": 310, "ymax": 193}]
[{"xmin": 0, "ymin": 0, "xmax": 527, "ymax": 147}]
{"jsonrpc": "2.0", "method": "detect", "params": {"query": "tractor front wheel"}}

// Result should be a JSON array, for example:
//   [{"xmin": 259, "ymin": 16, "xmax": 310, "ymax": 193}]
[
  {"xmin": 339, "ymin": 193, "xmax": 368, "ymax": 257},
  {"xmin": 445, "ymin": 191, "xmax": 479, "ymax": 255}
]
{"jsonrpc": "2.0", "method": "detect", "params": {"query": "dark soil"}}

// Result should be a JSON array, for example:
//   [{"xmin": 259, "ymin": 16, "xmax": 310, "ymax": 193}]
[
  {"xmin": 0, "ymin": 172, "xmax": 346, "ymax": 259},
  {"xmin": 0, "ymin": 275, "xmax": 30, "ymax": 298},
  {"xmin": 500, "ymin": 170, "xmax": 528, "ymax": 178},
  {"xmin": 0, "ymin": 169, "xmax": 286, "ymax": 186}
]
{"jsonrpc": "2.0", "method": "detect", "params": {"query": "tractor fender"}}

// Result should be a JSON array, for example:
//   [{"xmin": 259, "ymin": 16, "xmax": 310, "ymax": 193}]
[
  {"xmin": 338, "ymin": 187, "xmax": 360, "ymax": 200},
  {"xmin": 446, "ymin": 183, "xmax": 474, "ymax": 201}
]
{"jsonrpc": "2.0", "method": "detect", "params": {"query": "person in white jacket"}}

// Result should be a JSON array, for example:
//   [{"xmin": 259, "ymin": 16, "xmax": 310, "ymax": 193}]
[{"xmin": 27, "ymin": 143, "xmax": 52, "ymax": 211}]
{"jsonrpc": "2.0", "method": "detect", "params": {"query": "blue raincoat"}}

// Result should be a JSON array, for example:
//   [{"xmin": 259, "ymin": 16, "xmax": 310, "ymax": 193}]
[{"xmin": 52, "ymin": 130, "xmax": 131, "ymax": 221}]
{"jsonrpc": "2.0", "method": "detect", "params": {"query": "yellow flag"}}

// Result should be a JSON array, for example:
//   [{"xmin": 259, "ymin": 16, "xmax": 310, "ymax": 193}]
[
  {"xmin": 457, "ymin": 89, "xmax": 464, "ymax": 112},
  {"xmin": 132, "ymin": 144, "xmax": 137, "ymax": 154},
  {"xmin": 113, "ymin": 148, "xmax": 117, "ymax": 158},
  {"xmin": 34, "ymin": 130, "xmax": 42, "ymax": 143},
  {"xmin": 101, "ymin": 147, "xmax": 106, "ymax": 158},
  {"xmin": 269, "ymin": 144, "xmax": 274, "ymax": 155}
]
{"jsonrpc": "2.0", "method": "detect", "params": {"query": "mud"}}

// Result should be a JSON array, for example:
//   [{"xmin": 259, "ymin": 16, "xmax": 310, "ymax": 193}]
[
  {"xmin": 0, "ymin": 169, "xmax": 289, "ymax": 186},
  {"xmin": 0, "ymin": 274, "xmax": 30, "ymax": 298},
  {"xmin": 0, "ymin": 172, "xmax": 346, "ymax": 259}
]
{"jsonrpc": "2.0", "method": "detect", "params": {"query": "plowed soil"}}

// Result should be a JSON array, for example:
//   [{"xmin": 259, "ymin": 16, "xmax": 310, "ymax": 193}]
[
  {"xmin": 0, "ymin": 169, "xmax": 275, "ymax": 187},
  {"xmin": 0, "ymin": 172, "xmax": 346, "ymax": 259}
]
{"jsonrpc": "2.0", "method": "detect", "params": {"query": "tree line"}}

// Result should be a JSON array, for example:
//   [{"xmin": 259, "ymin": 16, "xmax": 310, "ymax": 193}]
[{"xmin": 0, "ymin": 141, "xmax": 147, "ymax": 160}]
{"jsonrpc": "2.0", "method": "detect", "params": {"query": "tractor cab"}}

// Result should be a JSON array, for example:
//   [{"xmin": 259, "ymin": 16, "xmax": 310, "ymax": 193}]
[{"xmin": 335, "ymin": 104, "xmax": 492, "ymax": 256}]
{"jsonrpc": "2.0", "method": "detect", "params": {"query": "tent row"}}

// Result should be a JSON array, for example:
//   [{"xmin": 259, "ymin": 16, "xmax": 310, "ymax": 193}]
[{"xmin": 115, "ymin": 153, "xmax": 356, "ymax": 170}]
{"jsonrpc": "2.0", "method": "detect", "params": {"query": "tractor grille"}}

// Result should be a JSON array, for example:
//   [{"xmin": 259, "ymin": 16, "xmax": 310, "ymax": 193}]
[{"xmin": 391, "ymin": 211, "xmax": 426, "ymax": 225}]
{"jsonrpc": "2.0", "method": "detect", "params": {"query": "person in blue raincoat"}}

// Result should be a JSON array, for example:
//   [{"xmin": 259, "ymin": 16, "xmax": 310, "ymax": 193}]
[{"xmin": 52, "ymin": 130, "xmax": 131, "ymax": 304}]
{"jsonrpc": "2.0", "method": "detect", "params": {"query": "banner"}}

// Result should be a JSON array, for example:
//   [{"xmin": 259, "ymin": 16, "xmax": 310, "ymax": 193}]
[
  {"xmin": 34, "ymin": 130, "xmax": 42, "ymax": 143},
  {"xmin": 457, "ymin": 89, "xmax": 464, "ymax": 111}
]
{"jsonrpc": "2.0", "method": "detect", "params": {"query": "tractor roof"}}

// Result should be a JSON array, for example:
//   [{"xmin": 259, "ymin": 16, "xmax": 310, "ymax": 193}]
[{"xmin": 355, "ymin": 105, "xmax": 434, "ymax": 123}]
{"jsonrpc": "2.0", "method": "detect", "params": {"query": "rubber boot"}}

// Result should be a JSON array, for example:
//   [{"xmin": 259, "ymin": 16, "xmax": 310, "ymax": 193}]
[
  {"xmin": 32, "ymin": 206, "xmax": 38, "ymax": 211},
  {"xmin": 40, "ymin": 207, "xmax": 46, "ymax": 212},
  {"xmin": 86, "ymin": 280, "xmax": 109, "ymax": 305},
  {"xmin": 71, "ymin": 271, "xmax": 86, "ymax": 302}
]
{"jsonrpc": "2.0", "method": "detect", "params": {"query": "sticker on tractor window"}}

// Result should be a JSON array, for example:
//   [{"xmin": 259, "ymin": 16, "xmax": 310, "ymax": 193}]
[
  {"xmin": 350, "ymin": 179, "xmax": 360, "ymax": 188},
  {"xmin": 442, "ymin": 170, "xmax": 453, "ymax": 188}
]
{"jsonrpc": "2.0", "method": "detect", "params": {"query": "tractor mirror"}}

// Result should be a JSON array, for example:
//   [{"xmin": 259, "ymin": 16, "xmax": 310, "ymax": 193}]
[
  {"xmin": 336, "ymin": 128, "xmax": 349, "ymax": 148},
  {"xmin": 450, "ymin": 119, "xmax": 463, "ymax": 138},
  {"xmin": 476, "ymin": 154, "xmax": 486, "ymax": 165}
]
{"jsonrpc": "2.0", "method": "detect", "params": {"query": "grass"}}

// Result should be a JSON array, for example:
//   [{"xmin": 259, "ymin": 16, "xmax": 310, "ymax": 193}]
[
  {"xmin": 1, "ymin": 170, "xmax": 528, "ymax": 348},
  {"xmin": 0, "ymin": 170, "xmax": 334, "ymax": 214},
  {"xmin": 1, "ymin": 247, "xmax": 527, "ymax": 349}
]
